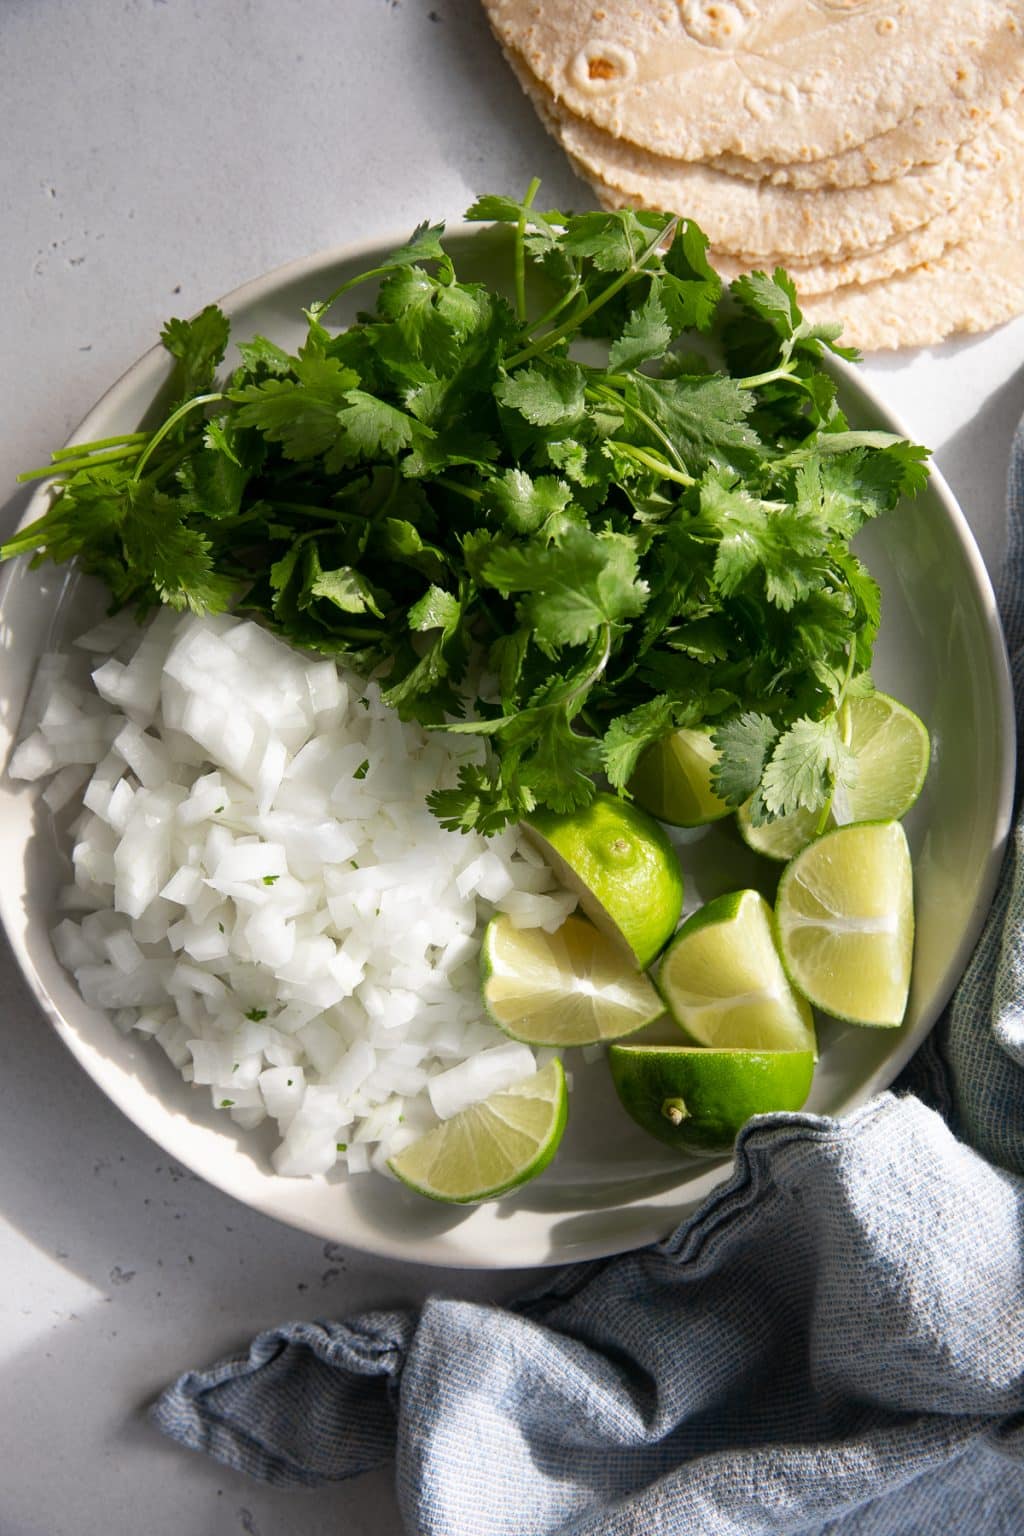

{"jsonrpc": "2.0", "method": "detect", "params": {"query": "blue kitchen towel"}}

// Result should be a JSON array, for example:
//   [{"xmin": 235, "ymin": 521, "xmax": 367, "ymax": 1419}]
[{"xmin": 152, "ymin": 422, "xmax": 1024, "ymax": 1535}]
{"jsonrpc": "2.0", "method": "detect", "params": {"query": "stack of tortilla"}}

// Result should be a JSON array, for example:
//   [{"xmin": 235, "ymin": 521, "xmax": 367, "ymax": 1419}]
[{"xmin": 482, "ymin": 0, "xmax": 1024, "ymax": 349}]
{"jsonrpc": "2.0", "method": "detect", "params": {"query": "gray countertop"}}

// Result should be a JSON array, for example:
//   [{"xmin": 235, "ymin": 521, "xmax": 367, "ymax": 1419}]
[{"xmin": 2, "ymin": 3, "xmax": 1023, "ymax": 1532}]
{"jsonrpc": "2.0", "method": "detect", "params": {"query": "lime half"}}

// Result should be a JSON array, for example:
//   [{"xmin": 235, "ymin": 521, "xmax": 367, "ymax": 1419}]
[
  {"xmin": 609, "ymin": 1044, "xmax": 815, "ymax": 1155},
  {"xmin": 525, "ymin": 792, "xmax": 683, "ymax": 968},
  {"xmin": 658, "ymin": 889, "xmax": 816, "ymax": 1053},
  {"xmin": 481, "ymin": 912, "xmax": 664, "ymax": 1047},
  {"xmin": 738, "ymin": 692, "xmax": 930, "ymax": 862},
  {"xmin": 628, "ymin": 726, "xmax": 731, "ymax": 828},
  {"xmin": 388, "ymin": 1060, "xmax": 568, "ymax": 1203},
  {"xmin": 775, "ymin": 820, "xmax": 914, "ymax": 1027}
]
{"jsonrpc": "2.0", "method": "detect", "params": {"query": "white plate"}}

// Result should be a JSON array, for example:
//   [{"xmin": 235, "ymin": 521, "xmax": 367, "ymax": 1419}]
[{"xmin": 0, "ymin": 228, "xmax": 1014, "ymax": 1268}]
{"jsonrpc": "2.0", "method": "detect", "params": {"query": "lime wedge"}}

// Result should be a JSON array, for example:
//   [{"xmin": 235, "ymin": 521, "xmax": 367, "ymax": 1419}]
[
  {"xmin": 481, "ymin": 911, "xmax": 665, "ymax": 1047},
  {"xmin": 524, "ymin": 792, "xmax": 684, "ymax": 969},
  {"xmin": 609, "ymin": 1043, "xmax": 815, "ymax": 1155},
  {"xmin": 737, "ymin": 692, "xmax": 930, "ymax": 862},
  {"xmin": 657, "ymin": 889, "xmax": 816, "ymax": 1053},
  {"xmin": 833, "ymin": 691, "xmax": 930, "ymax": 822},
  {"xmin": 387, "ymin": 1060, "xmax": 568, "ymax": 1204},
  {"xmin": 775, "ymin": 820, "xmax": 914, "ymax": 1027},
  {"xmin": 628, "ymin": 725, "xmax": 731, "ymax": 827},
  {"xmin": 736, "ymin": 802, "xmax": 823, "ymax": 863}
]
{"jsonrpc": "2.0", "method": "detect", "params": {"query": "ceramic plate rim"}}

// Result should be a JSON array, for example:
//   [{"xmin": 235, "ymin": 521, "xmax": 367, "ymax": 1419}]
[{"xmin": 0, "ymin": 228, "xmax": 1015, "ymax": 1268}]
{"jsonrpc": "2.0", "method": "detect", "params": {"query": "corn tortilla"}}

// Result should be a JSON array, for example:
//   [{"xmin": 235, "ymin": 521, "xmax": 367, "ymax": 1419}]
[
  {"xmin": 517, "ymin": 51, "xmax": 1024, "ymax": 262},
  {"xmin": 708, "ymin": 79, "xmax": 1024, "ymax": 190},
  {"xmin": 706, "ymin": 112, "xmax": 1022, "ymax": 292},
  {"xmin": 791, "ymin": 199, "xmax": 1024, "ymax": 349},
  {"xmin": 482, "ymin": 0, "xmax": 1024, "ymax": 165}
]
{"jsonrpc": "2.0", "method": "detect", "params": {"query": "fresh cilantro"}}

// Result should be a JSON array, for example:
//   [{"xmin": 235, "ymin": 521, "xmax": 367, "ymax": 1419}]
[
  {"xmin": 762, "ymin": 715, "xmax": 854, "ymax": 819},
  {"xmin": 245, "ymin": 1008, "xmax": 268, "ymax": 1022},
  {"xmin": 711, "ymin": 713, "xmax": 780, "ymax": 807},
  {"xmin": 601, "ymin": 695, "xmax": 683, "ymax": 791},
  {"xmin": 608, "ymin": 290, "xmax": 672, "ymax": 373},
  {"xmin": 7, "ymin": 187, "xmax": 930, "ymax": 833},
  {"xmin": 161, "ymin": 304, "xmax": 230, "ymax": 402},
  {"xmin": 496, "ymin": 360, "xmax": 587, "ymax": 429},
  {"xmin": 481, "ymin": 526, "xmax": 648, "ymax": 652}
]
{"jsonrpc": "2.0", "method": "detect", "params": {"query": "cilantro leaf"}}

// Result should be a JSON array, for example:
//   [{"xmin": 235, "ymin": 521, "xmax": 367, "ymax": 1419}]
[
  {"xmin": 730, "ymin": 269, "xmax": 859, "ymax": 365},
  {"xmin": 408, "ymin": 584, "xmax": 461, "ymax": 632},
  {"xmin": 306, "ymin": 560, "xmax": 387, "ymax": 620},
  {"xmin": 481, "ymin": 525, "xmax": 648, "ymax": 650},
  {"xmin": 382, "ymin": 582, "xmax": 468, "ymax": 722},
  {"xmin": 659, "ymin": 220, "xmax": 722, "ymax": 332},
  {"xmin": 559, "ymin": 209, "xmax": 671, "ymax": 273},
  {"xmin": 236, "ymin": 334, "xmax": 293, "ymax": 377},
  {"xmin": 626, "ymin": 374, "xmax": 761, "ymax": 475},
  {"xmin": 464, "ymin": 196, "xmax": 562, "ymax": 244},
  {"xmin": 486, "ymin": 469, "xmax": 574, "ymax": 535},
  {"xmin": 601, "ymin": 695, "xmax": 680, "ymax": 791},
  {"xmin": 379, "ymin": 221, "xmax": 449, "ymax": 271},
  {"xmin": 496, "ymin": 360, "xmax": 587, "ymax": 428},
  {"xmin": 230, "ymin": 357, "xmax": 360, "ymax": 461},
  {"xmin": 608, "ymin": 290, "xmax": 671, "ymax": 373},
  {"xmin": 330, "ymin": 390, "xmax": 423, "ymax": 467},
  {"xmin": 700, "ymin": 474, "xmax": 830, "ymax": 610},
  {"xmin": 121, "ymin": 482, "xmax": 237, "ymax": 615},
  {"xmin": 161, "ymin": 304, "xmax": 230, "ymax": 400},
  {"xmin": 761, "ymin": 715, "xmax": 853, "ymax": 818},
  {"xmin": 711, "ymin": 712, "xmax": 780, "ymax": 806},
  {"xmin": 428, "ymin": 758, "xmax": 536, "ymax": 836}
]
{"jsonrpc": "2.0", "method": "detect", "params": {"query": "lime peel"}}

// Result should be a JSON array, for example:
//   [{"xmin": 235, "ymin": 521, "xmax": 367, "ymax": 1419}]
[
  {"xmin": 525, "ymin": 792, "xmax": 683, "ymax": 968},
  {"xmin": 610, "ymin": 1043, "xmax": 815, "ymax": 1155}
]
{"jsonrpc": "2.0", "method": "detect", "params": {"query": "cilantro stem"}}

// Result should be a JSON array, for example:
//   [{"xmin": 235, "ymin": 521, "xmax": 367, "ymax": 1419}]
[
  {"xmin": 514, "ymin": 178, "xmax": 541, "ymax": 326},
  {"xmin": 570, "ymin": 623, "xmax": 613, "ymax": 708},
  {"xmin": 608, "ymin": 440, "xmax": 695, "ymax": 487},
  {"xmin": 269, "ymin": 501, "xmax": 369, "ymax": 523},
  {"xmin": 737, "ymin": 363, "xmax": 811, "ymax": 394},
  {"xmin": 523, "ymin": 281, "xmax": 584, "ymax": 339},
  {"xmin": 330, "ymin": 625, "xmax": 386, "ymax": 641},
  {"xmin": 590, "ymin": 382, "xmax": 689, "ymax": 475},
  {"xmin": 839, "ymin": 697, "xmax": 853, "ymax": 746},
  {"xmin": 318, "ymin": 266, "xmax": 408, "ymax": 320},
  {"xmin": 815, "ymin": 649, "xmax": 858, "ymax": 834},
  {"xmin": 814, "ymin": 792, "xmax": 833, "ymax": 837},
  {"xmin": 51, "ymin": 432, "xmax": 149, "ymax": 458},
  {"xmin": 17, "ymin": 444, "xmax": 145, "ymax": 482},
  {"xmin": 434, "ymin": 476, "xmax": 484, "ymax": 503},
  {"xmin": 505, "ymin": 217, "xmax": 679, "ymax": 368},
  {"xmin": 131, "ymin": 392, "xmax": 223, "ymax": 481}
]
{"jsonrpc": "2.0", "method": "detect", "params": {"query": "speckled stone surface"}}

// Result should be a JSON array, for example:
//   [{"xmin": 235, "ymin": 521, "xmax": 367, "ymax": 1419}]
[{"xmin": 1, "ymin": 3, "xmax": 1023, "ymax": 1532}]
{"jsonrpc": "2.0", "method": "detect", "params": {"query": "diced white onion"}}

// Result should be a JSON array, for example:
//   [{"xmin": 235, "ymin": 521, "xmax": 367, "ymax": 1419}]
[{"xmin": 12, "ymin": 611, "xmax": 578, "ymax": 1177}]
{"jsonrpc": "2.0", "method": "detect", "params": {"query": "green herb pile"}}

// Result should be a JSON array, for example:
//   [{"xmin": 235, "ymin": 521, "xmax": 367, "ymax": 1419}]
[{"xmin": 5, "ymin": 183, "xmax": 929, "ymax": 835}]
